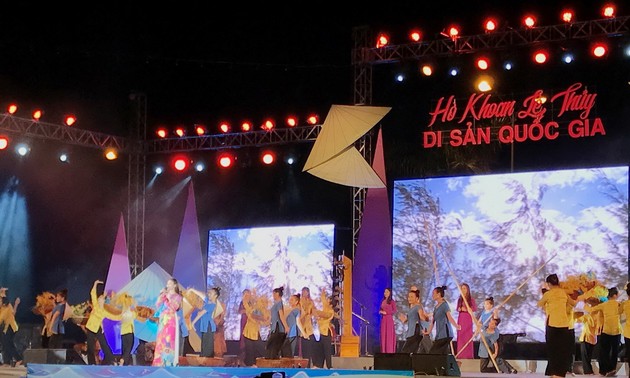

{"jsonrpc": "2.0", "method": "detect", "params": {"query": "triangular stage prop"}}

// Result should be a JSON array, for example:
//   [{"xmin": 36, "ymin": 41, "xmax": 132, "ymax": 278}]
[
  {"xmin": 172, "ymin": 181, "xmax": 206, "ymax": 291},
  {"xmin": 105, "ymin": 213, "xmax": 132, "ymax": 294}
]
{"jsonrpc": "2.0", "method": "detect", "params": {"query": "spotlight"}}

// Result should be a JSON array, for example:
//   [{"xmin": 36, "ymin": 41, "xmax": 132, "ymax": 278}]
[
  {"xmin": 561, "ymin": 10, "xmax": 574, "ymax": 23},
  {"xmin": 16, "ymin": 144, "xmax": 30, "ymax": 156},
  {"xmin": 195, "ymin": 162, "xmax": 205, "ymax": 172},
  {"xmin": 591, "ymin": 43, "xmax": 607, "ymax": 58},
  {"xmin": 155, "ymin": 166, "xmax": 163, "ymax": 175},
  {"xmin": 174, "ymin": 127, "xmax": 186, "ymax": 137},
  {"xmin": 448, "ymin": 26, "xmax": 459, "ymax": 38},
  {"xmin": 59, "ymin": 153, "xmax": 68, "ymax": 162},
  {"xmin": 32, "ymin": 109, "xmax": 42, "ymax": 121},
  {"xmin": 421, "ymin": 64, "xmax": 433, "ymax": 76},
  {"xmin": 523, "ymin": 15, "xmax": 536, "ymax": 28},
  {"xmin": 395, "ymin": 74, "xmax": 404, "ymax": 82},
  {"xmin": 195, "ymin": 124, "xmax": 207, "ymax": 135},
  {"xmin": 409, "ymin": 29, "xmax": 422, "ymax": 42},
  {"xmin": 218, "ymin": 152, "xmax": 235, "ymax": 168},
  {"xmin": 450, "ymin": 68, "xmax": 459, "ymax": 76},
  {"xmin": 625, "ymin": 45, "xmax": 630, "ymax": 57},
  {"xmin": 484, "ymin": 19, "xmax": 497, "ymax": 32},
  {"xmin": 286, "ymin": 116, "xmax": 298, "ymax": 127},
  {"xmin": 156, "ymin": 128, "xmax": 168, "ymax": 138},
  {"xmin": 261, "ymin": 151, "xmax": 276, "ymax": 165},
  {"xmin": 533, "ymin": 50, "xmax": 548, "ymax": 64},
  {"xmin": 64, "ymin": 115, "xmax": 76, "ymax": 126},
  {"xmin": 476, "ymin": 57, "xmax": 490, "ymax": 70},
  {"xmin": 286, "ymin": 156, "xmax": 295, "ymax": 165},
  {"xmin": 306, "ymin": 115, "xmax": 318, "ymax": 125},
  {"xmin": 503, "ymin": 61, "xmax": 513, "ymax": 70},
  {"xmin": 376, "ymin": 33, "xmax": 389, "ymax": 48},
  {"xmin": 563, "ymin": 53, "xmax": 574, "ymax": 64},
  {"xmin": 173, "ymin": 157, "xmax": 189, "ymax": 172},
  {"xmin": 104, "ymin": 148, "xmax": 118, "ymax": 160},
  {"xmin": 475, "ymin": 75, "xmax": 494, "ymax": 92},
  {"xmin": 602, "ymin": 4, "xmax": 615, "ymax": 18},
  {"xmin": 262, "ymin": 119, "xmax": 275, "ymax": 131},
  {"xmin": 7, "ymin": 104, "xmax": 17, "ymax": 114},
  {"xmin": 0, "ymin": 136, "xmax": 8, "ymax": 150},
  {"xmin": 240, "ymin": 121, "xmax": 251, "ymax": 132}
]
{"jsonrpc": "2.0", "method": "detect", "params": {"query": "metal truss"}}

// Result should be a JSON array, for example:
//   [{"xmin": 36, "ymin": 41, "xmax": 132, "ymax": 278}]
[
  {"xmin": 352, "ymin": 16, "xmax": 630, "ymax": 64},
  {"xmin": 0, "ymin": 114, "xmax": 129, "ymax": 151}
]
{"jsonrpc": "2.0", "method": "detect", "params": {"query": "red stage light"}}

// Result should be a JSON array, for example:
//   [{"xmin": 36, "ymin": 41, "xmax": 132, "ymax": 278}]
[
  {"xmin": 0, "ymin": 136, "xmax": 8, "ymax": 150},
  {"xmin": 7, "ymin": 104, "xmax": 17, "ymax": 114},
  {"xmin": 409, "ymin": 30, "xmax": 422, "ymax": 42},
  {"xmin": 448, "ymin": 27, "xmax": 459, "ymax": 38},
  {"xmin": 156, "ymin": 128, "xmax": 168, "ymax": 138},
  {"xmin": 534, "ymin": 50, "xmax": 548, "ymax": 64},
  {"xmin": 603, "ymin": 4, "xmax": 615, "ymax": 18},
  {"xmin": 523, "ymin": 15, "xmax": 536, "ymax": 28},
  {"xmin": 241, "ymin": 122, "xmax": 251, "ymax": 132},
  {"xmin": 484, "ymin": 19, "xmax": 497, "ymax": 32},
  {"xmin": 376, "ymin": 33, "xmax": 389, "ymax": 48},
  {"xmin": 175, "ymin": 127, "xmax": 186, "ymax": 137},
  {"xmin": 195, "ymin": 124, "xmax": 207, "ymax": 135},
  {"xmin": 476, "ymin": 58, "xmax": 490, "ymax": 70},
  {"xmin": 173, "ymin": 157, "xmax": 189, "ymax": 172},
  {"xmin": 261, "ymin": 151, "xmax": 275, "ymax": 165},
  {"xmin": 64, "ymin": 115, "xmax": 76, "ymax": 126},
  {"xmin": 219, "ymin": 122, "xmax": 231, "ymax": 133},
  {"xmin": 218, "ymin": 152, "xmax": 235, "ymax": 168},
  {"xmin": 306, "ymin": 115, "xmax": 318, "ymax": 125},
  {"xmin": 262, "ymin": 119, "xmax": 275, "ymax": 131},
  {"xmin": 592, "ymin": 43, "xmax": 607, "ymax": 57},
  {"xmin": 286, "ymin": 116, "xmax": 298, "ymax": 127},
  {"xmin": 33, "ymin": 109, "xmax": 42, "ymax": 120},
  {"xmin": 561, "ymin": 10, "xmax": 574, "ymax": 23}
]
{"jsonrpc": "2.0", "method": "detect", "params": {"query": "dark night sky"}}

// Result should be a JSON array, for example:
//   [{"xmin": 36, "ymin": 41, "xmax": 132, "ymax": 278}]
[{"xmin": 1, "ymin": 1, "xmax": 629, "ymax": 321}]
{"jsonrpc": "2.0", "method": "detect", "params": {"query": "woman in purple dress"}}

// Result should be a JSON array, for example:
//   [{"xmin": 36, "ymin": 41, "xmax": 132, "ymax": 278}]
[
  {"xmin": 456, "ymin": 283, "xmax": 476, "ymax": 358},
  {"xmin": 379, "ymin": 288, "xmax": 397, "ymax": 353}
]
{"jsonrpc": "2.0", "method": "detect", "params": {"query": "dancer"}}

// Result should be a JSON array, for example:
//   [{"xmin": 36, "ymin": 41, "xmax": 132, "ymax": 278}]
[
  {"xmin": 313, "ymin": 288, "xmax": 334, "ymax": 369},
  {"xmin": 379, "ymin": 287, "xmax": 397, "ymax": 353},
  {"xmin": 213, "ymin": 288, "xmax": 227, "ymax": 358},
  {"xmin": 456, "ymin": 283, "xmax": 476, "ymax": 358},
  {"xmin": 192, "ymin": 287, "xmax": 217, "ymax": 358},
  {"xmin": 478, "ymin": 317, "xmax": 501, "ymax": 372},
  {"xmin": 621, "ymin": 283, "xmax": 630, "ymax": 376},
  {"xmin": 478, "ymin": 296, "xmax": 499, "ymax": 330},
  {"xmin": 48, "ymin": 288, "xmax": 68, "ymax": 349},
  {"xmin": 114, "ymin": 292, "xmax": 145, "ymax": 366},
  {"xmin": 586, "ymin": 286, "xmax": 621, "ymax": 377},
  {"xmin": 266, "ymin": 286, "xmax": 289, "ymax": 359},
  {"xmin": 424, "ymin": 285, "xmax": 460, "ymax": 354},
  {"xmin": 152, "ymin": 277, "xmax": 183, "ymax": 367},
  {"xmin": 576, "ymin": 297, "xmax": 602, "ymax": 375},
  {"xmin": 398, "ymin": 289, "xmax": 429, "ymax": 353},
  {"xmin": 0, "ymin": 289, "xmax": 22, "ymax": 367},
  {"xmin": 84, "ymin": 280, "xmax": 119, "ymax": 365},
  {"xmin": 537, "ymin": 274, "xmax": 577, "ymax": 378},
  {"xmin": 283, "ymin": 293, "xmax": 302, "ymax": 357},
  {"xmin": 299, "ymin": 287, "xmax": 315, "ymax": 366},
  {"xmin": 241, "ymin": 289, "xmax": 269, "ymax": 366}
]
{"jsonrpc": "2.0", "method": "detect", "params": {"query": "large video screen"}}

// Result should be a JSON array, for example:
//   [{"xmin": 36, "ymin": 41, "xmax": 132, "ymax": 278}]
[
  {"xmin": 392, "ymin": 166, "xmax": 628, "ymax": 342},
  {"xmin": 207, "ymin": 223, "xmax": 335, "ymax": 340}
]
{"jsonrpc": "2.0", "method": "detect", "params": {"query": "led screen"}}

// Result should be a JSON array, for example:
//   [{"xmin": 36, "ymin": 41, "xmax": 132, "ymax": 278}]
[
  {"xmin": 207, "ymin": 223, "xmax": 335, "ymax": 340},
  {"xmin": 392, "ymin": 166, "xmax": 628, "ymax": 342}
]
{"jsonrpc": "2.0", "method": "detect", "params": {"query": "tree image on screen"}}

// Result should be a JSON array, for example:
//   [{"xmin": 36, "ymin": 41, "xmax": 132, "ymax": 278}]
[{"xmin": 392, "ymin": 166, "xmax": 628, "ymax": 342}]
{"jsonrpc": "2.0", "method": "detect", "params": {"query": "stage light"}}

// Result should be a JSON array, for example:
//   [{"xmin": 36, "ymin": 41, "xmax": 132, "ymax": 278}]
[
  {"xmin": 32, "ymin": 109, "xmax": 42, "ymax": 121},
  {"xmin": 195, "ymin": 124, "xmax": 207, "ymax": 135},
  {"xmin": 602, "ymin": 4, "xmax": 615, "ymax": 18},
  {"xmin": 173, "ymin": 157, "xmax": 189, "ymax": 172},
  {"xmin": 376, "ymin": 33, "xmax": 389, "ymax": 48},
  {"xmin": 104, "ymin": 148, "xmax": 118, "ymax": 160},
  {"xmin": 286, "ymin": 116, "xmax": 298, "ymax": 127},
  {"xmin": 174, "ymin": 127, "xmax": 186, "ymax": 137},
  {"xmin": 395, "ymin": 74, "xmax": 404, "ymax": 82},
  {"xmin": 625, "ymin": 45, "xmax": 630, "ymax": 57},
  {"xmin": 261, "ymin": 151, "xmax": 276, "ymax": 165},
  {"xmin": 286, "ymin": 156, "xmax": 295, "ymax": 165},
  {"xmin": 421, "ymin": 64, "xmax": 433, "ymax": 76},
  {"xmin": 523, "ymin": 15, "xmax": 536, "ymax": 28},
  {"xmin": 503, "ymin": 61, "xmax": 513, "ymax": 70},
  {"xmin": 241, "ymin": 122, "xmax": 251, "ymax": 132},
  {"xmin": 591, "ymin": 43, "xmax": 607, "ymax": 58},
  {"xmin": 156, "ymin": 128, "xmax": 168, "ymax": 138},
  {"xmin": 155, "ymin": 166, "xmax": 163, "ymax": 175},
  {"xmin": 306, "ymin": 115, "xmax": 318, "ymax": 125},
  {"xmin": 448, "ymin": 26, "xmax": 459, "ymax": 38},
  {"xmin": 262, "ymin": 119, "xmax": 275, "ymax": 131},
  {"xmin": 563, "ymin": 53, "xmax": 574, "ymax": 63},
  {"xmin": 476, "ymin": 57, "xmax": 489, "ymax": 70},
  {"xmin": 219, "ymin": 122, "xmax": 231, "ymax": 133},
  {"xmin": 561, "ymin": 10, "xmax": 574, "ymax": 23},
  {"xmin": 195, "ymin": 162, "xmax": 205, "ymax": 172},
  {"xmin": 64, "ymin": 115, "xmax": 76, "ymax": 126},
  {"xmin": 7, "ymin": 104, "xmax": 17, "ymax": 114},
  {"xmin": 450, "ymin": 68, "xmax": 459, "ymax": 76},
  {"xmin": 409, "ymin": 29, "xmax": 422, "ymax": 42},
  {"xmin": 484, "ymin": 19, "xmax": 497, "ymax": 32},
  {"xmin": 16, "ymin": 144, "xmax": 30, "ymax": 156},
  {"xmin": 0, "ymin": 136, "xmax": 8, "ymax": 150},
  {"xmin": 535, "ymin": 94, "xmax": 548, "ymax": 104},
  {"xmin": 533, "ymin": 50, "xmax": 548, "ymax": 64},
  {"xmin": 475, "ymin": 75, "xmax": 494, "ymax": 92},
  {"xmin": 59, "ymin": 153, "xmax": 68, "ymax": 163},
  {"xmin": 218, "ymin": 152, "xmax": 235, "ymax": 168}
]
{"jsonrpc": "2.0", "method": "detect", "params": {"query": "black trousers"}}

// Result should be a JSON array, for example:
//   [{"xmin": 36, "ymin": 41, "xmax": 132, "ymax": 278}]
[
  {"xmin": 86, "ymin": 328, "xmax": 114, "ymax": 365},
  {"xmin": 300, "ymin": 335, "xmax": 315, "ymax": 367},
  {"xmin": 2, "ymin": 328, "xmax": 23, "ymax": 364},
  {"xmin": 200, "ymin": 330, "xmax": 215, "ymax": 357},
  {"xmin": 121, "ymin": 333, "xmax": 134, "ymax": 365},
  {"xmin": 428, "ymin": 337, "xmax": 452, "ymax": 354},
  {"xmin": 244, "ymin": 336, "xmax": 259, "ymax": 366},
  {"xmin": 401, "ymin": 334, "xmax": 422, "ymax": 353},
  {"xmin": 545, "ymin": 326, "xmax": 572, "ymax": 377},
  {"xmin": 580, "ymin": 341, "xmax": 595, "ymax": 374},
  {"xmin": 597, "ymin": 333, "xmax": 620, "ymax": 375},
  {"xmin": 312, "ymin": 334, "xmax": 333, "ymax": 369},
  {"xmin": 266, "ymin": 331, "xmax": 287, "ymax": 359},
  {"xmin": 48, "ymin": 334, "xmax": 64, "ymax": 349}
]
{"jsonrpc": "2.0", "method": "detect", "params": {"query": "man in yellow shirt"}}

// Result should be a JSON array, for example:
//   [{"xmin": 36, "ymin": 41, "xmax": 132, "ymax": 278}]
[
  {"xmin": 587, "ymin": 287, "xmax": 621, "ymax": 377},
  {"xmin": 84, "ymin": 280, "xmax": 121, "ymax": 365}
]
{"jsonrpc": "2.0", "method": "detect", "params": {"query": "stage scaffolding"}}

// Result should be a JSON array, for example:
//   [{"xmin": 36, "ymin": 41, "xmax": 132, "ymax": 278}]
[{"xmin": 1, "ymin": 16, "xmax": 628, "ymax": 275}]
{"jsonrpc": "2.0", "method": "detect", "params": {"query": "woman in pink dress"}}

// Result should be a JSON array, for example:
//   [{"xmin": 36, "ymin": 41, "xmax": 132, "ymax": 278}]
[
  {"xmin": 152, "ymin": 278, "xmax": 183, "ymax": 367},
  {"xmin": 456, "ymin": 283, "xmax": 476, "ymax": 359},
  {"xmin": 379, "ymin": 288, "xmax": 397, "ymax": 353}
]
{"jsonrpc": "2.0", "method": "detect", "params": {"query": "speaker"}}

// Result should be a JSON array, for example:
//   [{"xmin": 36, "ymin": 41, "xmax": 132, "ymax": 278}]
[
  {"xmin": 24, "ymin": 348, "xmax": 67, "ymax": 364},
  {"xmin": 411, "ymin": 354, "xmax": 461, "ymax": 376},
  {"xmin": 373, "ymin": 353, "xmax": 412, "ymax": 371}
]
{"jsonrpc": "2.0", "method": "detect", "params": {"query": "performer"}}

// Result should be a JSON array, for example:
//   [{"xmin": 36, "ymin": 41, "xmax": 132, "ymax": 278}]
[
  {"xmin": 424, "ymin": 285, "xmax": 460, "ymax": 355},
  {"xmin": 379, "ymin": 287, "xmax": 397, "ymax": 353},
  {"xmin": 177, "ymin": 305, "xmax": 189, "ymax": 357},
  {"xmin": 398, "ymin": 289, "xmax": 429, "ymax": 353},
  {"xmin": 33, "ymin": 292, "xmax": 56, "ymax": 348},
  {"xmin": 241, "ymin": 289, "xmax": 269, "ymax": 366},
  {"xmin": 586, "ymin": 287, "xmax": 621, "ymax": 377},
  {"xmin": 576, "ymin": 297, "xmax": 602, "ymax": 375},
  {"xmin": 0, "ymin": 289, "xmax": 22, "ymax": 367},
  {"xmin": 621, "ymin": 283, "xmax": 630, "ymax": 374},
  {"xmin": 84, "ymin": 280, "xmax": 119, "ymax": 365},
  {"xmin": 283, "ymin": 293, "xmax": 302, "ymax": 357},
  {"xmin": 478, "ymin": 317, "xmax": 501, "ymax": 372},
  {"xmin": 537, "ymin": 274, "xmax": 577, "ymax": 378},
  {"xmin": 152, "ymin": 277, "xmax": 183, "ymax": 367},
  {"xmin": 456, "ymin": 283, "xmax": 476, "ymax": 358},
  {"xmin": 312, "ymin": 288, "xmax": 334, "ymax": 368},
  {"xmin": 48, "ymin": 288, "xmax": 68, "ymax": 349},
  {"xmin": 114, "ymin": 292, "xmax": 145, "ymax": 366},
  {"xmin": 239, "ymin": 289, "xmax": 250, "ymax": 364},
  {"xmin": 192, "ymin": 287, "xmax": 217, "ymax": 358},
  {"xmin": 212, "ymin": 288, "xmax": 227, "ymax": 358},
  {"xmin": 266, "ymin": 286, "xmax": 289, "ymax": 359},
  {"xmin": 299, "ymin": 287, "xmax": 315, "ymax": 366},
  {"xmin": 478, "ymin": 296, "xmax": 499, "ymax": 330}
]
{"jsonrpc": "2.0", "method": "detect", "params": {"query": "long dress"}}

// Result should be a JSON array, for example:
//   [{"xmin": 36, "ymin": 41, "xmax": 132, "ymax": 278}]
[
  {"xmin": 152, "ymin": 292, "xmax": 183, "ymax": 367},
  {"xmin": 380, "ymin": 299, "xmax": 397, "ymax": 353},
  {"xmin": 456, "ymin": 297, "xmax": 476, "ymax": 358}
]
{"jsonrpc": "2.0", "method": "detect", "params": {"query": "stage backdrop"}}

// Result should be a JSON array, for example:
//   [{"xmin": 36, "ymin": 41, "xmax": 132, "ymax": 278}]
[
  {"xmin": 206, "ymin": 223, "xmax": 335, "ymax": 340},
  {"xmin": 392, "ymin": 165, "xmax": 629, "ymax": 342}
]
